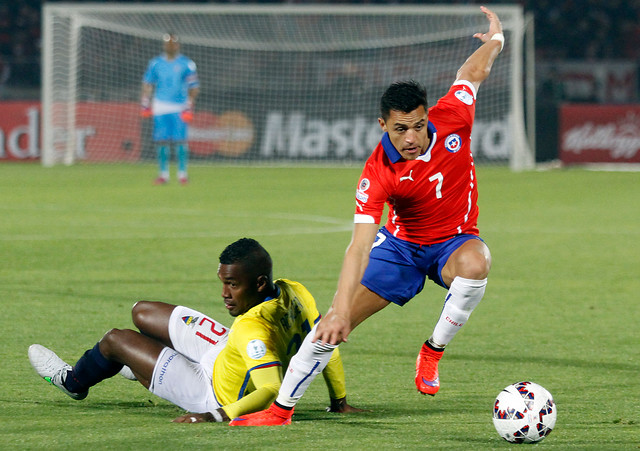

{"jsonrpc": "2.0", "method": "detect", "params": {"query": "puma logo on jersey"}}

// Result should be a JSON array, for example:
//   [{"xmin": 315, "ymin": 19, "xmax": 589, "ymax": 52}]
[{"xmin": 399, "ymin": 170, "xmax": 414, "ymax": 182}]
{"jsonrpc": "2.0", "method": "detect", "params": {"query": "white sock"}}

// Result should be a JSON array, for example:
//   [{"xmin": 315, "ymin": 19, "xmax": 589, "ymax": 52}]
[
  {"xmin": 276, "ymin": 324, "xmax": 337, "ymax": 408},
  {"xmin": 431, "ymin": 276, "xmax": 487, "ymax": 346}
]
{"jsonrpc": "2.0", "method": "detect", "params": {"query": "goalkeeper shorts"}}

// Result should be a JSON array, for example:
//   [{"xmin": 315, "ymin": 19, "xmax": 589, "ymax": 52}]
[{"xmin": 153, "ymin": 112, "xmax": 187, "ymax": 141}]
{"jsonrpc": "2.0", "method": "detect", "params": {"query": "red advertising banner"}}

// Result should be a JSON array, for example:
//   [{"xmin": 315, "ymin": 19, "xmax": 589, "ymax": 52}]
[
  {"xmin": 560, "ymin": 104, "xmax": 640, "ymax": 164},
  {"xmin": 0, "ymin": 101, "xmax": 256, "ymax": 162},
  {"xmin": 75, "ymin": 103, "xmax": 142, "ymax": 162},
  {"xmin": 0, "ymin": 102, "xmax": 40, "ymax": 161}
]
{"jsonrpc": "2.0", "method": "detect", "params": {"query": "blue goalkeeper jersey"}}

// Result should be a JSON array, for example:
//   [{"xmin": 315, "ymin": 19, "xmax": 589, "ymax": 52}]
[{"xmin": 143, "ymin": 53, "xmax": 199, "ymax": 106}]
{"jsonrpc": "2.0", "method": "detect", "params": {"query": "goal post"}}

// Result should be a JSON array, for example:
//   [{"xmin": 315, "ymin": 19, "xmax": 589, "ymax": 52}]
[{"xmin": 41, "ymin": 3, "xmax": 534, "ymax": 170}]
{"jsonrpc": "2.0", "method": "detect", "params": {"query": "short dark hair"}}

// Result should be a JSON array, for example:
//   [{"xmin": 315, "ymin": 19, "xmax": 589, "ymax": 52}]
[
  {"xmin": 380, "ymin": 80, "xmax": 428, "ymax": 121},
  {"xmin": 219, "ymin": 238, "xmax": 272, "ymax": 280}
]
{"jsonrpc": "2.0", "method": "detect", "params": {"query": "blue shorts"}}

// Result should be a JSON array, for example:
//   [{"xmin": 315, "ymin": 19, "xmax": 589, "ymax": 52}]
[
  {"xmin": 153, "ymin": 112, "xmax": 187, "ymax": 142},
  {"xmin": 361, "ymin": 228, "xmax": 483, "ymax": 306}
]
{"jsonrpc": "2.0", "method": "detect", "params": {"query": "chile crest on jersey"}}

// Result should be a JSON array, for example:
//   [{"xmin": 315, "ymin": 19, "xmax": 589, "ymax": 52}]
[{"xmin": 444, "ymin": 134, "xmax": 462, "ymax": 153}]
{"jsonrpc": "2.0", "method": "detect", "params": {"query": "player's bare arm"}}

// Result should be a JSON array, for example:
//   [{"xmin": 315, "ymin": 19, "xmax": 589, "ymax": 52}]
[
  {"xmin": 456, "ymin": 6, "xmax": 504, "ymax": 91},
  {"xmin": 314, "ymin": 222, "xmax": 380, "ymax": 345}
]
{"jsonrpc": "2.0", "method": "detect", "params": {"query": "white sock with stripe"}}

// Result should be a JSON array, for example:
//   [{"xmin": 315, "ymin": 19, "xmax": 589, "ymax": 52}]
[
  {"xmin": 275, "ymin": 324, "xmax": 337, "ymax": 408},
  {"xmin": 431, "ymin": 276, "xmax": 487, "ymax": 346}
]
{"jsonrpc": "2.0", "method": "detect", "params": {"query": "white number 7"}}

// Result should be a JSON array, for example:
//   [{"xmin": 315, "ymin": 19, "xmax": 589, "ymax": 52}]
[{"xmin": 428, "ymin": 172, "xmax": 443, "ymax": 199}]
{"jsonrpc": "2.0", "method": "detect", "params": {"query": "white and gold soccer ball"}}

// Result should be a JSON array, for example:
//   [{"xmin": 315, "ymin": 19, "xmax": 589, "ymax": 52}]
[{"xmin": 492, "ymin": 381, "xmax": 557, "ymax": 443}]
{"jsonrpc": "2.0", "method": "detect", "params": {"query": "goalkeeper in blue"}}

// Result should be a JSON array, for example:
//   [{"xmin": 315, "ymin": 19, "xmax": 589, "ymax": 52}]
[
  {"xmin": 28, "ymin": 238, "xmax": 362, "ymax": 423},
  {"xmin": 141, "ymin": 33, "xmax": 199, "ymax": 185}
]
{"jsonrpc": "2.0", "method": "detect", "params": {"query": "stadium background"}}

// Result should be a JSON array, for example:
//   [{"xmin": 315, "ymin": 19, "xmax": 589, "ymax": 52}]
[
  {"xmin": 1, "ymin": 2, "xmax": 638, "ymax": 448},
  {"xmin": 1, "ymin": 0, "xmax": 640, "ymax": 164}
]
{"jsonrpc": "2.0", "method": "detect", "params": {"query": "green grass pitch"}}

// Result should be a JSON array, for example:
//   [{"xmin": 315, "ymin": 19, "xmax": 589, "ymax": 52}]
[{"xmin": 1, "ymin": 163, "xmax": 638, "ymax": 450}]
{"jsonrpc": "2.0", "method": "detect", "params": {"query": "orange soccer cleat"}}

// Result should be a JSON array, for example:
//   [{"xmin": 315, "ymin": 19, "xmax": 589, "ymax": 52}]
[
  {"xmin": 229, "ymin": 403, "xmax": 293, "ymax": 426},
  {"xmin": 415, "ymin": 341, "xmax": 444, "ymax": 396}
]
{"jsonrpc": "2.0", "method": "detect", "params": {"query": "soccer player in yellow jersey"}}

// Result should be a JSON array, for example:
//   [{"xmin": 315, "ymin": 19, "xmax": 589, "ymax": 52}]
[{"xmin": 28, "ymin": 238, "xmax": 360, "ymax": 423}]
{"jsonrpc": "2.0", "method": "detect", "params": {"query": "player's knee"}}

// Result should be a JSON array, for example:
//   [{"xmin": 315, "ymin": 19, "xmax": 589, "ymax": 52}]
[
  {"xmin": 456, "ymin": 249, "xmax": 491, "ymax": 279},
  {"xmin": 99, "ymin": 328, "xmax": 128, "ymax": 358},
  {"xmin": 131, "ymin": 300, "xmax": 153, "ymax": 329}
]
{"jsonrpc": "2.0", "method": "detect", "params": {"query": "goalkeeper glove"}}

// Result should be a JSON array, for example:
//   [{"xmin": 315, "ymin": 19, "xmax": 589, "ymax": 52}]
[
  {"xmin": 140, "ymin": 96, "xmax": 152, "ymax": 118},
  {"xmin": 181, "ymin": 100, "xmax": 194, "ymax": 123}
]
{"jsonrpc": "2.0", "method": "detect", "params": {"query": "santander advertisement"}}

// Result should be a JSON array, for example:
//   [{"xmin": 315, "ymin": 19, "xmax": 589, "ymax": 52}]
[
  {"xmin": 0, "ymin": 102, "xmax": 40, "ymax": 160},
  {"xmin": 560, "ymin": 104, "xmax": 640, "ymax": 164}
]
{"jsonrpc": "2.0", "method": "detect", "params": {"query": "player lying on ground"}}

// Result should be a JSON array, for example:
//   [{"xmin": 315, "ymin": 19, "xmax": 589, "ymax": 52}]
[
  {"xmin": 28, "ymin": 238, "xmax": 361, "ymax": 423},
  {"xmin": 231, "ymin": 6, "xmax": 503, "ymax": 426}
]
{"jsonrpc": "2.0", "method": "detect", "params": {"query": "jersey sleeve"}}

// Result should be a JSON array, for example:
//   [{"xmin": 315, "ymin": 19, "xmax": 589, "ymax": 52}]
[
  {"xmin": 221, "ymin": 365, "xmax": 281, "ymax": 419},
  {"xmin": 354, "ymin": 160, "xmax": 388, "ymax": 224},
  {"xmin": 220, "ymin": 317, "xmax": 283, "ymax": 418},
  {"xmin": 232, "ymin": 318, "xmax": 282, "ymax": 371},
  {"xmin": 433, "ymin": 81, "xmax": 477, "ymax": 129},
  {"xmin": 142, "ymin": 59, "xmax": 157, "ymax": 85},
  {"xmin": 185, "ymin": 58, "xmax": 200, "ymax": 89}
]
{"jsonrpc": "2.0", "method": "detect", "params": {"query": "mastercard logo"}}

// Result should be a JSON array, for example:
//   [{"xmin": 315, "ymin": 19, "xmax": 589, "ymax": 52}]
[{"xmin": 189, "ymin": 110, "xmax": 254, "ymax": 157}]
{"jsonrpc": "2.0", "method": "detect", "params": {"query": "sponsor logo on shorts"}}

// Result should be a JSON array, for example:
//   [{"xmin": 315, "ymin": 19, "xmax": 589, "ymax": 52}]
[
  {"xmin": 158, "ymin": 352, "xmax": 177, "ymax": 385},
  {"xmin": 246, "ymin": 339, "xmax": 267, "ymax": 359}
]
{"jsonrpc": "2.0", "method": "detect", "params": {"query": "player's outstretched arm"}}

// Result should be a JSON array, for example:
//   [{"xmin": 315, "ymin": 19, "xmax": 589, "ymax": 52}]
[
  {"xmin": 455, "ymin": 6, "xmax": 504, "ymax": 91},
  {"xmin": 314, "ymin": 222, "xmax": 380, "ymax": 345}
]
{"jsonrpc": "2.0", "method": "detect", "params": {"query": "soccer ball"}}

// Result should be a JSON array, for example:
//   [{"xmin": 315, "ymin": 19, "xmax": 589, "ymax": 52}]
[{"xmin": 492, "ymin": 381, "xmax": 557, "ymax": 443}]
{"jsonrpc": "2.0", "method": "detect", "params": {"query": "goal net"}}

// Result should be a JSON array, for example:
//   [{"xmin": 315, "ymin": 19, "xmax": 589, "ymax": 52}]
[{"xmin": 42, "ymin": 4, "xmax": 533, "ymax": 169}]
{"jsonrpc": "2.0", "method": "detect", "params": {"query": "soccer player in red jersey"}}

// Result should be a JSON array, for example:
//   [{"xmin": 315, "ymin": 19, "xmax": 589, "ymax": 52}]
[{"xmin": 231, "ymin": 6, "xmax": 504, "ymax": 426}]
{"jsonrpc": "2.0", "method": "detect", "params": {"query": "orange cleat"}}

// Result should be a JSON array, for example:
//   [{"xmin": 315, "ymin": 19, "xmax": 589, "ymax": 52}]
[
  {"xmin": 415, "ymin": 342, "xmax": 444, "ymax": 396},
  {"xmin": 229, "ymin": 404, "xmax": 293, "ymax": 426}
]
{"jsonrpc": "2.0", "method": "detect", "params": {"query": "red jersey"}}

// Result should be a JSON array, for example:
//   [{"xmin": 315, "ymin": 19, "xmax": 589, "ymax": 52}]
[{"xmin": 354, "ymin": 80, "xmax": 479, "ymax": 245}]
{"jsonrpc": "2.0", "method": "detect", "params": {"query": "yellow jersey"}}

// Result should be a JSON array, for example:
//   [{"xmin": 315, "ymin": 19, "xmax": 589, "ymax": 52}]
[{"xmin": 214, "ymin": 279, "xmax": 346, "ymax": 419}]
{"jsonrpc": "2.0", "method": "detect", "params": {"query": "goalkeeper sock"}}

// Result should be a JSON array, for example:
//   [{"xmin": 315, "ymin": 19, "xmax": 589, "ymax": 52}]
[
  {"xmin": 64, "ymin": 343, "xmax": 123, "ymax": 393},
  {"xmin": 431, "ymin": 276, "xmax": 487, "ymax": 346},
  {"xmin": 176, "ymin": 143, "xmax": 188, "ymax": 176},
  {"xmin": 275, "ymin": 324, "xmax": 337, "ymax": 408},
  {"xmin": 157, "ymin": 145, "xmax": 169, "ymax": 179}
]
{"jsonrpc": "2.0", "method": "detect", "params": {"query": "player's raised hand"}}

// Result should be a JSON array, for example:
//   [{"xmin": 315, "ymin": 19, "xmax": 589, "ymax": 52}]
[{"xmin": 473, "ymin": 6, "xmax": 503, "ymax": 44}]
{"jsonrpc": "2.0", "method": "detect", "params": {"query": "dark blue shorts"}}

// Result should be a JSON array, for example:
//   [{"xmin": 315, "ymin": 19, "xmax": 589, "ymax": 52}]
[{"xmin": 361, "ymin": 228, "xmax": 483, "ymax": 306}]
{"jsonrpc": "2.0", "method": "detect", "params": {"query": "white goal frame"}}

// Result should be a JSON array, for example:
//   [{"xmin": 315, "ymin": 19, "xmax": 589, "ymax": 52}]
[{"xmin": 42, "ymin": 3, "xmax": 534, "ymax": 170}]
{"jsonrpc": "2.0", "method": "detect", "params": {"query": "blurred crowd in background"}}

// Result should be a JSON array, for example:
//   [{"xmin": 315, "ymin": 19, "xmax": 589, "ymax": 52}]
[{"xmin": 1, "ymin": 0, "xmax": 640, "ymax": 100}]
